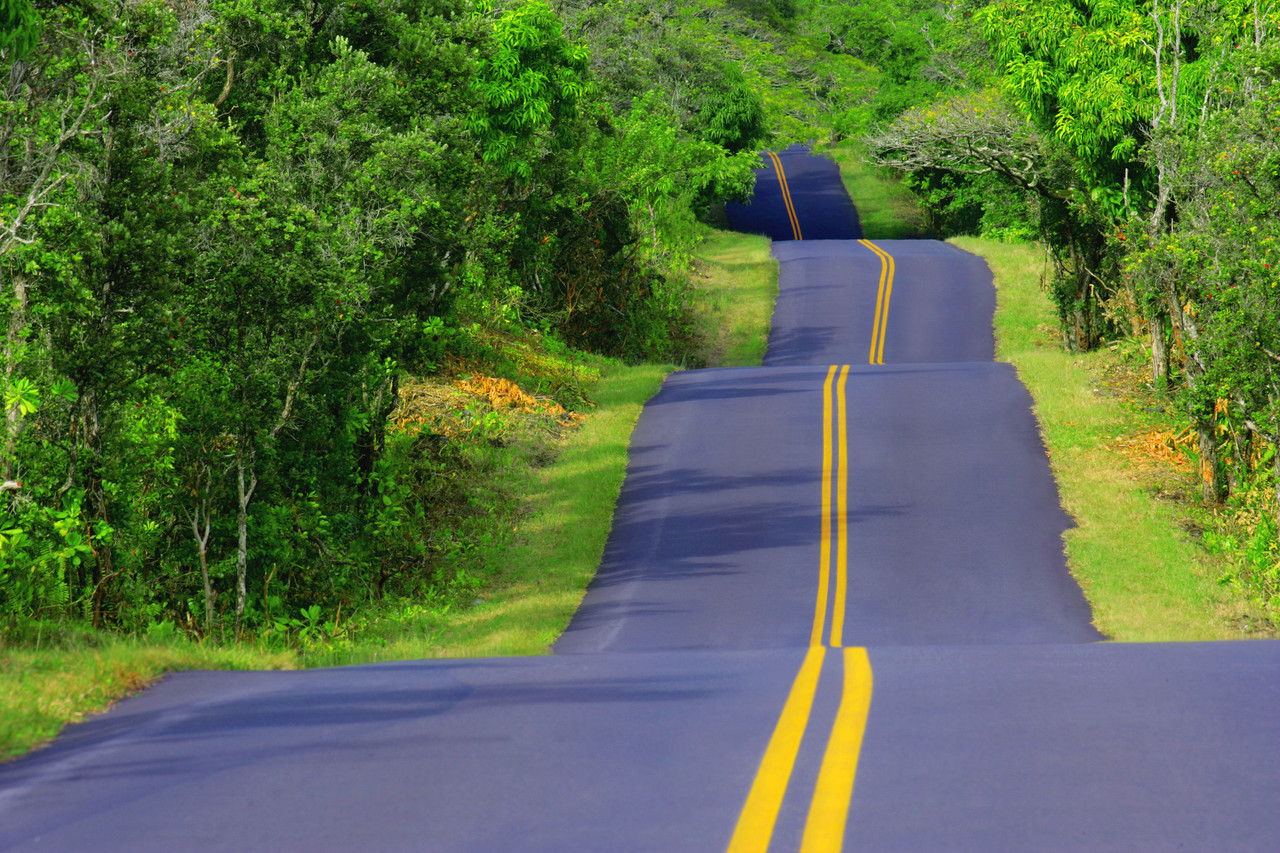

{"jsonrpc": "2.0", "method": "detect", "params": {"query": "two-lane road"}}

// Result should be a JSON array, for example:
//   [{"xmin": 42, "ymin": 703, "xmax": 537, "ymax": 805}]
[
  {"xmin": 2, "ymin": 644, "xmax": 1274, "ymax": 851},
  {"xmin": 1, "ymin": 149, "xmax": 1276, "ymax": 852},
  {"xmin": 764, "ymin": 241, "xmax": 995, "ymax": 366},
  {"xmin": 555, "ymin": 363, "xmax": 1099, "ymax": 653}
]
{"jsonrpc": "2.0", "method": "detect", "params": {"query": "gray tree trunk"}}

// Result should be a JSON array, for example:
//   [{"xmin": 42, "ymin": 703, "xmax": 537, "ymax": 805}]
[
  {"xmin": 1148, "ymin": 308, "xmax": 1170, "ymax": 387},
  {"xmin": 234, "ymin": 444, "xmax": 256, "ymax": 637}
]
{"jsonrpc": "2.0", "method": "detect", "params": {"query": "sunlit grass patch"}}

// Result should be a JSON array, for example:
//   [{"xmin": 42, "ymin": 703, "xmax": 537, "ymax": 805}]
[
  {"xmin": 690, "ymin": 229, "xmax": 777, "ymax": 368},
  {"xmin": 1, "ymin": 635, "xmax": 293, "ymax": 762},
  {"xmin": 818, "ymin": 140, "xmax": 929, "ymax": 239}
]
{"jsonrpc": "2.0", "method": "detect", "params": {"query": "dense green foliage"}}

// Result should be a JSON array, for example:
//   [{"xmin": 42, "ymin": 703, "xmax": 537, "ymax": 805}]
[
  {"xmin": 11, "ymin": 0, "xmax": 1268, "ymax": 644},
  {"xmin": 0, "ymin": 0, "xmax": 878, "ymax": 642},
  {"xmin": 861, "ymin": 0, "xmax": 1279, "ymax": 619},
  {"xmin": 556, "ymin": 0, "xmax": 876, "ymax": 142},
  {"xmin": 0, "ymin": 0, "xmax": 728, "ymax": 636}
]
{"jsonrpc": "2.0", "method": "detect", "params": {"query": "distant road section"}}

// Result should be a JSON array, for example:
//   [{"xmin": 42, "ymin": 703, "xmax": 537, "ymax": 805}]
[
  {"xmin": 765, "ymin": 240, "xmax": 995, "ymax": 366},
  {"xmin": 555, "ymin": 362, "xmax": 1100, "ymax": 653},
  {"xmin": 727, "ymin": 144, "xmax": 862, "ymax": 241}
]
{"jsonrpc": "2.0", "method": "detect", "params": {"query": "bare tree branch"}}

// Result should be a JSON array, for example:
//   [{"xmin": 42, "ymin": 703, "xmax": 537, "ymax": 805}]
[{"xmin": 864, "ymin": 90, "xmax": 1063, "ymax": 200}]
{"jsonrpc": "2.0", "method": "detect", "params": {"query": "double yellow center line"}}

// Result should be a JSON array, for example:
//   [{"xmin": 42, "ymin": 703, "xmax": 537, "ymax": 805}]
[
  {"xmin": 768, "ymin": 151, "xmax": 803, "ymax": 241},
  {"xmin": 727, "ymin": 166, "xmax": 897, "ymax": 851},
  {"xmin": 859, "ymin": 240, "xmax": 894, "ymax": 365},
  {"xmin": 726, "ymin": 366, "xmax": 873, "ymax": 853},
  {"xmin": 770, "ymin": 150, "xmax": 894, "ymax": 361}
]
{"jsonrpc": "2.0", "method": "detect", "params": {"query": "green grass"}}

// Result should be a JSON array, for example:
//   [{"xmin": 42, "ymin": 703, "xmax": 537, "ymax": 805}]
[
  {"xmin": 817, "ymin": 140, "xmax": 930, "ymax": 239},
  {"xmin": 1, "ymin": 636, "xmax": 294, "ymax": 762},
  {"xmin": 956, "ymin": 236, "xmax": 1267, "ymax": 641},
  {"xmin": 690, "ymin": 228, "xmax": 777, "ymax": 368},
  {"xmin": 0, "ymin": 228, "xmax": 775, "ymax": 761}
]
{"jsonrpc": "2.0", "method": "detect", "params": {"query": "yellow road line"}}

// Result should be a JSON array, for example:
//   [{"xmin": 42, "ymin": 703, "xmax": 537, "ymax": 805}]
[
  {"xmin": 859, "ymin": 240, "xmax": 894, "ymax": 365},
  {"xmin": 801, "ymin": 649, "xmax": 875, "ymax": 853},
  {"xmin": 727, "ymin": 646, "xmax": 827, "ymax": 853},
  {"xmin": 768, "ymin": 152, "xmax": 801, "ymax": 241},
  {"xmin": 728, "ymin": 364, "xmax": 872, "ymax": 853},
  {"xmin": 768, "ymin": 151, "xmax": 803, "ymax": 241},
  {"xmin": 829, "ymin": 365, "xmax": 850, "ymax": 649},
  {"xmin": 810, "ymin": 366, "xmax": 837, "ymax": 648}
]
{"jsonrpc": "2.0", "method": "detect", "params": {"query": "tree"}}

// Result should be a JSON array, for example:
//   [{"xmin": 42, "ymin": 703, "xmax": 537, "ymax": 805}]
[
  {"xmin": 2, "ymin": 4, "xmax": 121, "ymax": 490},
  {"xmin": 1128, "ymin": 1, "xmax": 1280, "ymax": 507},
  {"xmin": 469, "ymin": 0, "xmax": 591, "ymax": 182},
  {"xmin": 1, "ymin": 0, "xmax": 786, "ymax": 634},
  {"xmin": 978, "ymin": 0, "xmax": 1158, "ymax": 351},
  {"xmin": 691, "ymin": 62, "xmax": 767, "ymax": 153}
]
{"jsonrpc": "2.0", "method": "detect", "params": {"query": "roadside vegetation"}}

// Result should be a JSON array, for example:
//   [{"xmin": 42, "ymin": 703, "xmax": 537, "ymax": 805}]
[
  {"xmin": 0, "ymin": 225, "xmax": 776, "ymax": 761},
  {"xmin": 1, "ymin": 0, "xmax": 808, "ymax": 759},
  {"xmin": 688, "ymin": 231, "xmax": 778, "ymax": 368},
  {"xmin": 808, "ymin": 148, "xmax": 1271, "ymax": 641},
  {"xmin": 859, "ymin": 0, "xmax": 1280, "ymax": 626},
  {"xmin": 2, "ymin": 632, "xmax": 294, "ymax": 762},
  {"xmin": 817, "ymin": 141, "xmax": 929, "ymax": 239}
]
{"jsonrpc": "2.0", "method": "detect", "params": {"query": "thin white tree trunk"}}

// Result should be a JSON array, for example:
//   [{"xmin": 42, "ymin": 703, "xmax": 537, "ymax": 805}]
[{"xmin": 234, "ymin": 443, "xmax": 256, "ymax": 636}]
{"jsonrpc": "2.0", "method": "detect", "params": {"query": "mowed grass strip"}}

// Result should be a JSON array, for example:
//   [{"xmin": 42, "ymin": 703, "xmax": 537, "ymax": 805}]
[
  {"xmin": 818, "ymin": 141, "xmax": 929, "ymax": 240},
  {"xmin": 956, "ymin": 236, "xmax": 1263, "ymax": 641}
]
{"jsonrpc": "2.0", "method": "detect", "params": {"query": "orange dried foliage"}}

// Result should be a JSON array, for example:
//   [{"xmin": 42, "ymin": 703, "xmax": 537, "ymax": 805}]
[
  {"xmin": 388, "ymin": 373, "xmax": 583, "ymax": 440},
  {"xmin": 389, "ymin": 379, "xmax": 468, "ymax": 437},
  {"xmin": 1108, "ymin": 427, "xmax": 1194, "ymax": 470},
  {"xmin": 455, "ymin": 375, "xmax": 547, "ymax": 412}
]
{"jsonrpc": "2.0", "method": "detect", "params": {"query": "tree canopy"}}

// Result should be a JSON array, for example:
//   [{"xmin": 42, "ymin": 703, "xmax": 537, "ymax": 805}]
[{"xmin": 0, "ymin": 0, "xmax": 875, "ymax": 638}]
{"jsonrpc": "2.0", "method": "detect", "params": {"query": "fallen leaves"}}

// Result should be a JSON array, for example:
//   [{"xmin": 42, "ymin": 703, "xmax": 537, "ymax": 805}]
[{"xmin": 1107, "ymin": 427, "xmax": 1194, "ymax": 470}]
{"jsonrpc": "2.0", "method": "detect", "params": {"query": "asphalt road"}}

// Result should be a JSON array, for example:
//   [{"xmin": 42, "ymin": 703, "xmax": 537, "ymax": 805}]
[
  {"xmin": 2, "ymin": 150, "xmax": 1276, "ymax": 852},
  {"xmin": 727, "ymin": 144, "xmax": 862, "ymax": 242},
  {"xmin": 764, "ymin": 241, "xmax": 995, "ymax": 366},
  {"xmin": 1, "ymin": 645, "xmax": 1274, "ymax": 852},
  {"xmin": 554, "ymin": 364, "xmax": 1099, "ymax": 652}
]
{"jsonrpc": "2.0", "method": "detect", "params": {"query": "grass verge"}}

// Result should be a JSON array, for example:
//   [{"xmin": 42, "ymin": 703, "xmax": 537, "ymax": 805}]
[
  {"xmin": 956, "ymin": 236, "xmax": 1271, "ymax": 641},
  {"xmin": 1, "ymin": 637, "xmax": 293, "ymax": 762},
  {"xmin": 689, "ymin": 229, "xmax": 777, "ymax": 368},
  {"xmin": 817, "ymin": 140, "xmax": 930, "ymax": 239}
]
